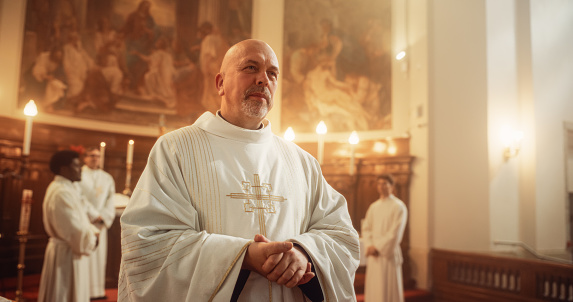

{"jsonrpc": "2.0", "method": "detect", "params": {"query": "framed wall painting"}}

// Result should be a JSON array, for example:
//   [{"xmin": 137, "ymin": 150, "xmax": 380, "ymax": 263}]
[
  {"xmin": 281, "ymin": 0, "xmax": 392, "ymax": 133},
  {"xmin": 18, "ymin": 0, "xmax": 252, "ymax": 129}
]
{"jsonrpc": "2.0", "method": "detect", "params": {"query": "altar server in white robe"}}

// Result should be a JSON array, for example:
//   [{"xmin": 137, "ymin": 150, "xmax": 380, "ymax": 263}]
[
  {"xmin": 362, "ymin": 174, "xmax": 408, "ymax": 302},
  {"xmin": 119, "ymin": 39, "xmax": 360, "ymax": 302},
  {"xmin": 39, "ymin": 150, "xmax": 100, "ymax": 302},
  {"xmin": 78, "ymin": 147, "xmax": 116, "ymax": 299}
]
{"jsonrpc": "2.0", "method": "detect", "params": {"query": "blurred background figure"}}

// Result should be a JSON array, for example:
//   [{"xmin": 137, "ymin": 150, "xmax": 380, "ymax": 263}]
[
  {"xmin": 362, "ymin": 174, "xmax": 408, "ymax": 302},
  {"xmin": 77, "ymin": 147, "xmax": 116, "ymax": 300}
]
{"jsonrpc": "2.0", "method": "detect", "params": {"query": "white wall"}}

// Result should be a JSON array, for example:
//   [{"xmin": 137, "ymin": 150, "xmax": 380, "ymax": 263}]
[
  {"xmin": 486, "ymin": 0, "xmax": 521, "ymax": 250},
  {"xmin": 530, "ymin": 0, "xmax": 573, "ymax": 251},
  {"xmin": 428, "ymin": 0, "xmax": 491, "ymax": 251},
  {"xmin": 407, "ymin": 0, "xmax": 430, "ymax": 290}
]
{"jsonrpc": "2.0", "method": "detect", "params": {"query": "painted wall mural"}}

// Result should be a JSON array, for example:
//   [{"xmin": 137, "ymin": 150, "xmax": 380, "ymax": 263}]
[
  {"xmin": 18, "ymin": 0, "xmax": 252, "ymax": 128},
  {"xmin": 282, "ymin": 0, "xmax": 392, "ymax": 133}
]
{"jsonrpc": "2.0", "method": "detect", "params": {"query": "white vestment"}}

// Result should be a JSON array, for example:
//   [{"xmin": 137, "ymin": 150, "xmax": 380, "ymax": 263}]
[
  {"xmin": 39, "ymin": 176, "xmax": 99, "ymax": 302},
  {"xmin": 362, "ymin": 195, "xmax": 407, "ymax": 302},
  {"xmin": 78, "ymin": 166, "xmax": 116, "ymax": 298},
  {"xmin": 119, "ymin": 112, "xmax": 360, "ymax": 302}
]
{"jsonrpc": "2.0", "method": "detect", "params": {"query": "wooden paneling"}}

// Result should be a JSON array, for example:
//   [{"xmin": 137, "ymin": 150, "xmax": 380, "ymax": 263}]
[
  {"xmin": 432, "ymin": 248, "xmax": 573, "ymax": 302},
  {"xmin": 317, "ymin": 154, "xmax": 416, "ymax": 289},
  {"xmin": 0, "ymin": 116, "xmax": 156, "ymax": 278}
]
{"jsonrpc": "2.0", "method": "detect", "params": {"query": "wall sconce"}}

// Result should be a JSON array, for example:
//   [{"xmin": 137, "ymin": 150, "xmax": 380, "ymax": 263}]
[{"xmin": 501, "ymin": 127, "xmax": 523, "ymax": 160}]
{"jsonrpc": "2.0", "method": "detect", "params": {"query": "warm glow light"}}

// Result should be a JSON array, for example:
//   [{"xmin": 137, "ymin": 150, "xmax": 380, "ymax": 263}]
[
  {"xmin": 24, "ymin": 100, "xmax": 38, "ymax": 117},
  {"xmin": 126, "ymin": 140, "xmax": 134, "ymax": 165},
  {"xmin": 348, "ymin": 131, "xmax": 359, "ymax": 145},
  {"xmin": 388, "ymin": 145, "xmax": 397, "ymax": 155},
  {"xmin": 284, "ymin": 127, "xmax": 295, "ymax": 141},
  {"xmin": 100, "ymin": 142, "xmax": 106, "ymax": 148},
  {"xmin": 373, "ymin": 141, "xmax": 387, "ymax": 153},
  {"xmin": 501, "ymin": 126, "xmax": 523, "ymax": 159},
  {"xmin": 513, "ymin": 131, "xmax": 524, "ymax": 144},
  {"xmin": 396, "ymin": 51, "xmax": 406, "ymax": 60},
  {"xmin": 316, "ymin": 121, "xmax": 327, "ymax": 135}
]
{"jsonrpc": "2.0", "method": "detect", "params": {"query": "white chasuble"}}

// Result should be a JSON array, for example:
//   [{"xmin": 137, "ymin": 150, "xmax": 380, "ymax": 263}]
[
  {"xmin": 39, "ymin": 176, "xmax": 99, "ymax": 302},
  {"xmin": 362, "ymin": 195, "xmax": 407, "ymax": 302},
  {"xmin": 78, "ymin": 166, "xmax": 116, "ymax": 298},
  {"xmin": 119, "ymin": 112, "xmax": 360, "ymax": 302}
]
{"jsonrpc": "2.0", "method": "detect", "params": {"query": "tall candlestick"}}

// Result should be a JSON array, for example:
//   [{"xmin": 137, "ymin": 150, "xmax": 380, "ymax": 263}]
[
  {"xmin": 126, "ymin": 140, "xmax": 134, "ymax": 164},
  {"xmin": 348, "ymin": 131, "xmax": 359, "ymax": 175},
  {"xmin": 99, "ymin": 142, "xmax": 106, "ymax": 170},
  {"xmin": 124, "ymin": 140, "xmax": 134, "ymax": 196},
  {"xmin": 22, "ymin": 100, "xmax": 38, "ymax": 156},
  {"xmin": 316, "ymin": 121, "xmax": 327, "ymax": 165},
  {"xmin": 16, "ymin": 189, "xmax": 33, "ymax": 302}
]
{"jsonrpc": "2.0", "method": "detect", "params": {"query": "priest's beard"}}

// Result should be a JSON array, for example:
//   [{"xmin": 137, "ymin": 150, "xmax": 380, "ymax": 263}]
[{"xmin": 241, "ymin": 86, "xmax": 272, "ymax": 119}]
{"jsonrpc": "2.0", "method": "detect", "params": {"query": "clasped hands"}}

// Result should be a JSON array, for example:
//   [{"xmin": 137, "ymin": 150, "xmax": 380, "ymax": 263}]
[
  {"xmin": 242, "ymin": 234, "xmax": 315, "ymax": 288},
  {"xmin": 366, "ymin": 245, "xmax": 379, "ymax": 257}
]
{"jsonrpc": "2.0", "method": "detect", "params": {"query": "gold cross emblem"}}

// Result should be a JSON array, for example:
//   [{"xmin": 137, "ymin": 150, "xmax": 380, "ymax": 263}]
[{"xmin": 227, "ymin": 174, "xmax": 286, "ymax": 236}]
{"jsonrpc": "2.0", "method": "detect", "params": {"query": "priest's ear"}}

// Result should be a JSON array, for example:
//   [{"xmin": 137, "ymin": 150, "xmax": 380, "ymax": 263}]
[{"xmin": 215, "ymin": 73, "xmax": 225, "ymax": 96}]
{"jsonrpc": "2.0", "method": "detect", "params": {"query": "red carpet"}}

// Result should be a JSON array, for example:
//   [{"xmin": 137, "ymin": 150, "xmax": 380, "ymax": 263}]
[{"xmin": 0, "ymin": 274, "xmax": 117, "ymax": 302}]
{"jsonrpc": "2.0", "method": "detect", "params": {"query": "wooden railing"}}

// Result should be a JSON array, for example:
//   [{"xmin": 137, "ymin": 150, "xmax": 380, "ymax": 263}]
[{"xmin": 432, "ymin": 249, "xmax": 573, "ymax": 302}]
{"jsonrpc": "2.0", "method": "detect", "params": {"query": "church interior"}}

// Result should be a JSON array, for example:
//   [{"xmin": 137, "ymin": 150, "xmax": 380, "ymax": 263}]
[{"xmin": 1, "ymin": 0, "xmax": 573, "ymax": 301}]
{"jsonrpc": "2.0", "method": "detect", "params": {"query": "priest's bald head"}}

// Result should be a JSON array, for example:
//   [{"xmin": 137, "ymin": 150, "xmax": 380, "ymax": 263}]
[{"xmin": 215, "ymin": 39, "xmax": 280, "ymax": 130}]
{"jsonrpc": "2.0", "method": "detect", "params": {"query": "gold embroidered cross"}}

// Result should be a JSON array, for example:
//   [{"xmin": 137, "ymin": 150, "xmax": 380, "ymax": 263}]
[{"xmin": 227, "ymin": 174, "xmax": 286, "ymax": 236}]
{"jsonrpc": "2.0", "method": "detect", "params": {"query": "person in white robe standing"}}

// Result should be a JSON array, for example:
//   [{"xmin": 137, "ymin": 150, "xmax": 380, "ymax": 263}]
[
  {"xmin": 77, "ymin": 147, "xmax": 116, "ymax": 300},
  {"xmin": 362, "ymin": 174, "xmax": 408, "ymax": 302},
  {"xmin": 38, "ymin": 150, "xmax": 100, "ymax": 302},
  {"xmin": 118, "ymin": 39, "xmax": 360, "ymax": 302}
]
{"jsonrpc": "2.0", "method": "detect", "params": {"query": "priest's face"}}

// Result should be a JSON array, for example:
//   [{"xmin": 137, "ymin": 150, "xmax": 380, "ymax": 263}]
[
  {"xmin": 377, "ymin": 178, "xmax": 393, "ymax": 198},
  {"xmin": 84, "ymin": 149, "xmax": 101, "ymax": 169},
  {"xmin": 62, "ymin": 158, "xmax": 82, "ymax": 182},
  {"xmin": 217, "ymin": 40, "xmax": 279, "ymax": 129}
]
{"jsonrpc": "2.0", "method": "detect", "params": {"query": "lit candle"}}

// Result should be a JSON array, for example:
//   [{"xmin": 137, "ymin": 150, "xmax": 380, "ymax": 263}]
[
  {"xmin": 388, "ymin": 144, "xmax": 397, "ymax": 155},
  {"xmin": 127, "ymin": 140, "xmax": 134, "ymax": 165},
  {"xmin": 99, "ymin": 142, "xmax": 106, "ymax": 170},
  {"xmin": 23, "ymin": 100, "xmax": 38, "ymax": 156},
  {"xmin": 348, "ymin": 131, "xmax": 359, "ymax": 175},
  {"xmin": 284, "ymin": 127, "xmax": 295, "ymax": 141},
  {"xmin": 316, "ymin": 121, "xmax": 327, "ymax": 165}
]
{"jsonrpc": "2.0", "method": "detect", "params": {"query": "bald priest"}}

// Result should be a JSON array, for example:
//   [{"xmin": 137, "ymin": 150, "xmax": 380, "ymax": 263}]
[{"xmin": 118, "ymin": 39, "xmax": 360, "ymax": 302}]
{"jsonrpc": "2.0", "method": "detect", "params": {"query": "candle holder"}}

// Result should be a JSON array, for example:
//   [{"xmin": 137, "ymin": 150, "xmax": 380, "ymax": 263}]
[
  {"xmin": 123, "ymin": 163, "xmax": 133, "ymax": 196},
  {"xmin": 0, "ymin": 143, "xmax": 31, "ymax": 302},
  {"xmin": 15, "ymin": 203, "xmax": 31, "ymax": 302}
]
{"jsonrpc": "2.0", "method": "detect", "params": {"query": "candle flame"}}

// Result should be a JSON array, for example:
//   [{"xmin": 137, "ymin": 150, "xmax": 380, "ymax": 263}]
[
  {"xmin": 100, "ymin": 142, "xmax": 106, "ymax": 148},
  {"xmin": 129, "ymin": 140, "xmax": 134, "ymax": 145},
  {"xmin": 348, "ymin": 131, "xmax": 359, "ymax": 145},
  {"xmin": 316, "ymin": 121, "xmax": 327, "ymax": 135},
  {"xmin": 396, "ymin": 51, "xmax": 406, "ymax": 60},
  {"xmin": 24, "ymin": 100, "xmax": 38, "ymax": 117},
  {"xmin": 388, "ymin": 145, "xmax": 397, "ymax": 155},
  {"xmin": 284, "ymin": 127, "xmax": 295, "ymax": 141}
]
